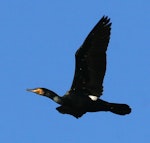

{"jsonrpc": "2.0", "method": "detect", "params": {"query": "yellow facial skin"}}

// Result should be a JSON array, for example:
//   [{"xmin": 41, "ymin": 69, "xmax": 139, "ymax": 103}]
[{"xmin": 27, "ymin": 88, "xmax": 44, "ymax": 95}]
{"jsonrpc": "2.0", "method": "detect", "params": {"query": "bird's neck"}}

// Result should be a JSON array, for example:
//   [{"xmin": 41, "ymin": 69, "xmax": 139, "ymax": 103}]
[{"xmin": 44, "ymin": 90, "xmax": 63, "ymax": 105}]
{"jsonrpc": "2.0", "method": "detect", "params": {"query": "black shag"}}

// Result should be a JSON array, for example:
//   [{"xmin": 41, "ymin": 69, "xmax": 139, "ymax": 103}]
[{"xmin": 27, "ymin": 16, "xmax": 131, "ymax": 118}]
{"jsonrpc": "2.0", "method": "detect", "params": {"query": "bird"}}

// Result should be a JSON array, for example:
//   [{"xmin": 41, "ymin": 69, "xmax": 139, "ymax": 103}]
[{"xmin": 27, "ymin": 16, "xmax": 131, "ymax": 118}]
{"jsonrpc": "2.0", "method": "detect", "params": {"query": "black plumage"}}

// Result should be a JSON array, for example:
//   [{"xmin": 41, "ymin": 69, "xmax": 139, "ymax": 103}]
[{"xmin": 27, "ymin": 16, "xmax": 131, "ymax": 118}]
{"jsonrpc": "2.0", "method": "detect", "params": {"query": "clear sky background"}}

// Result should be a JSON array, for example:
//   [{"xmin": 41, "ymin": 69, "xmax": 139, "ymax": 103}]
[{"xmin": 0, "ymin": 0, "xmax": 150, "ymax": 143}]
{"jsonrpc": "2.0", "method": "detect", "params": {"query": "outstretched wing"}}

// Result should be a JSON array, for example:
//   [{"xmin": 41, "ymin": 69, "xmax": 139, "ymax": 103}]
[{"xmin": 70, "ymin": 16, "xmax": 111, "ymax": 97}]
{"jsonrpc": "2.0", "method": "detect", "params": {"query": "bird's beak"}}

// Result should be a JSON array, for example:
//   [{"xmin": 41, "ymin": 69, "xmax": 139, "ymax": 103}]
[{"xmin": 26, "ymin": 88, "xmax": 35, "ymax": 93}]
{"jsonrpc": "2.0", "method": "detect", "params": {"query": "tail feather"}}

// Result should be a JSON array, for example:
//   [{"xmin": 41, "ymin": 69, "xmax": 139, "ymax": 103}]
[{"xmin": 109, "ymin": 103, "xmax": 131, "ymax": 115}]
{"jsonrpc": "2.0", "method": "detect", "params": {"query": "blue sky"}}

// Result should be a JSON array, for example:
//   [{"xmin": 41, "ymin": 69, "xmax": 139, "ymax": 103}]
[{"xmin": 0, "ymin": 0, "xmax": 150, "ymax": 143}]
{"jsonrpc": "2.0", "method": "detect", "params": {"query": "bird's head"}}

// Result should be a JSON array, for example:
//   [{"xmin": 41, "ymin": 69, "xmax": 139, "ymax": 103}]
[
  {"xmin": 26, "ymin": 87, "xmax": 62, "ymax": 103},
  {"xmin": 26, "ymin": 88, "xmax": 47, "ymax": 95}
]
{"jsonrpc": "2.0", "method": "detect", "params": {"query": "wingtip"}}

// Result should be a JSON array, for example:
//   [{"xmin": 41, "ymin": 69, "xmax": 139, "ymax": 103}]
[
  {"xmin": 101, "ymin": 15, "xmax": 111, "ymax": 26},
  {"xmin": 102, "ymin": 15, "xmax": 110, "ymax": 21}
]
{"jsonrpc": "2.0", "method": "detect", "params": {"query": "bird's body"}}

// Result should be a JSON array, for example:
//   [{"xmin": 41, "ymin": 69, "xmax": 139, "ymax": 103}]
[{"xmin": 27, "ymin": 16, "xmax": 131, "ymax": 118}]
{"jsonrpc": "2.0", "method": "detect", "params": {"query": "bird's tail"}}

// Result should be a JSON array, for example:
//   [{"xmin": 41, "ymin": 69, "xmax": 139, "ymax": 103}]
[{"xmin": 108, "ymin": 102, "xmax": 131, "ymax": 115}]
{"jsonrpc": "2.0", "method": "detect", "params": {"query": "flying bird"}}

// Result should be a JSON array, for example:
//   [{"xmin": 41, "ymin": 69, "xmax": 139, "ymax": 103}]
[{"xmin": 27, "ymin": 16, "xmax": 131, "ymax": 118}]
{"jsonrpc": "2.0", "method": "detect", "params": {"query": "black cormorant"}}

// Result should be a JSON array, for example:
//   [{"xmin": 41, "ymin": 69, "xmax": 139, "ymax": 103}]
[{"xmin": 27, "ymin": 16, "xmax": 131, "ymax": 118}]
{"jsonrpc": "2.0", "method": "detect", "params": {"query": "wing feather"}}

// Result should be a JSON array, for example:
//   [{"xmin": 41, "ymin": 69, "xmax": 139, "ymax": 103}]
[{"xmin": 70, "ymin": 16, "xmax": 111, "ymax": 97}]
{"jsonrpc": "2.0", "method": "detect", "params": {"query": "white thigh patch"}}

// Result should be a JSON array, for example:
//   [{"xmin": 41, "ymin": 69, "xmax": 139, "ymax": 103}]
[{"xmin": 88, "ymin": 95, "xmax": 98, "ymax": 101}]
